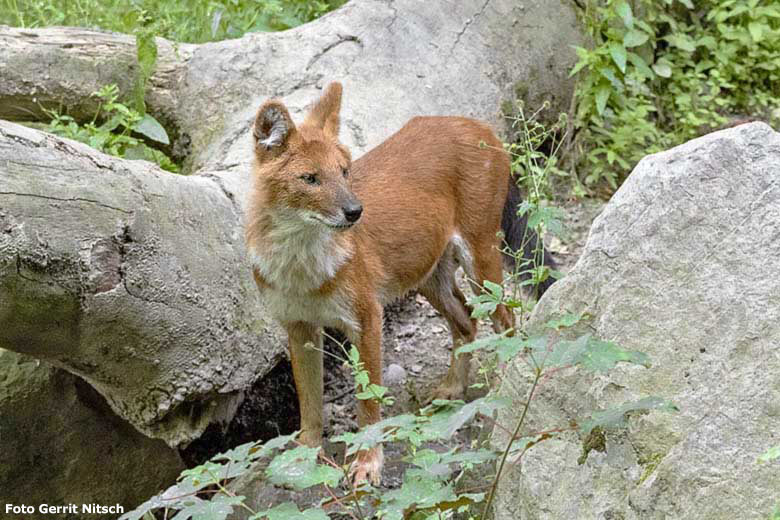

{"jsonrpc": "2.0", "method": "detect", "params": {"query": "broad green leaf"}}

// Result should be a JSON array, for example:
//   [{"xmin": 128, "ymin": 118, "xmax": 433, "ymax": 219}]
[
  {"xmin": 119, "ymin": 487, "xmax": 183, "ymax": 520},
  {"xmin": 407, "ymin": 447, "xmax": 497, "ymax": 482},
  {"xmin": 623, "ymin": 29, "xmax": 648, "ymax": 48},
  {"xmin": 356, "ymin": 382, "xmax": 393, "ymax": 403},
  {"xmin": 423, "ymin": 396, "xmax": 510, "ymax": 439},
  {"xmin": 407, "ymin": 449, "xmax": 453, "ymax": 480},
  {"xmin": 532, "ymin": 333, "xmax": 589, "ymax": 368},
  {"xmin": 172, "ymin": 495, "xmax": 245, "ymax": 520},
  {"xmin": 615, "ymin": 1, "xmax": 633, "ymax": 29},
  {"xmin": 609, "ymin": 43, "xmax": 628, "ymax": 73},
  {"xmin": 443, "ymin": 448, "xmax": 498, "ymax": 467},
  {"xmin": 575, "ymin": 338, "xmax": 651, "ymax": 372},
  {"xmin": 748, "ymin": 22, "xmax": 764, "ymax": 42},
  {"xmin": 666, "ymin": 33, "xmax": 696, "ymax": 52},
  {"xmin": 179, "ymin": 462, "xmax": 230, "ymax": 491},
  {"xmin": 265, "ymin": 445, "xmax": 342, "ymax": 490},
  {"xmin": 251, "ymin": 502, "xmax": 328, "ymax": 520},
  {"xmin": 334, "ymin": 414, "xmax": 417, "ymax": 454},
  {"xmin": 456, "ymin": 331, "xmax": 523, "ymax": 362},
  {"xmin": 380, "ymin": 476, "xmax": 457, "ymax": 520},
  {"xmin": 483, "ymin": 280, "xmax": 503, "ymax": 300},
  {"xmin": 469, "ymin": 292, "xmax": 499, "ymax": 319},
  {"xmin": 527, "ymin": 206, "xmax": 565, "ymax": 233},
  {"xmin": 697, "ymin": 35, "xmax": 717, "ymax": 50},
  {"xmin": 135, "ymin": 114, "xmax": 170, "ymax": 144},
  {"xmin": 569, "ymin": 57, "xmax": 589, "ymax": 77},
  {"xmin": 759, "ymin": 445, "xmax": 780, "ymax": 463},
  {"xmin": 212, "ymin": 440, "xmax": 265, "ymax": 464},
  {"xmin": 529, "ymin": 334, "xmax": 650, "ymax": 372},
  {"xmin": 580, "ymin": 397, "xmax": 679, "ymax": 435},
  {"xmin": 258, "ymin": 432, "xmax": 298, "ymax": 456},
  {"xmin": 677, "ymin": 0, "xmax": 694, "ymax": 8},
  {"xmin": 652, "ymin": 60, "xmax": 672, "ymax": 78},
  {"xmin": 599, "ymin": 67, "xmax": 623, "ymax": 90},
  {"xmin": 545, "ymin": 312, "xmax": 586, "ymax": 331},
  {"xmin": 595, "ymin": 85, "xmax": 611, "ymax": 116}
]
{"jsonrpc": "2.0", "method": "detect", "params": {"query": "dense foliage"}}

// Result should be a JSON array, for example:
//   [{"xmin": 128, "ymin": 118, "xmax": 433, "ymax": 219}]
[
  {"xmin": 570, "ymin": 0, "xmax": 780, "ymax": 189},
  {"xmin": 0, "ymin": 0, "xmax": 346, "ymax": 43},
  {"xmin": 45, "ymin": 84, "xmax": 179, "ymax": 172}
]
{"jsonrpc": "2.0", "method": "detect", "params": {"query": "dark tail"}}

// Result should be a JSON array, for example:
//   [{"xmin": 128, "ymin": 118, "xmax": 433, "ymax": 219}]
[{"xmin": 500, "ymin": 179, "xmax": 557, "ymax": 296}]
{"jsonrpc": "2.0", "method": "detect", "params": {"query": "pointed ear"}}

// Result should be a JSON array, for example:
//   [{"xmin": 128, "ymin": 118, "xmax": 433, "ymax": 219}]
[
  {"xmin": 304, "ymin": 82, "xmax": 342, "ymax": 139},
  {"xmin": 253, "ymin": 100, "xmax": 296, "ymax": 159}
]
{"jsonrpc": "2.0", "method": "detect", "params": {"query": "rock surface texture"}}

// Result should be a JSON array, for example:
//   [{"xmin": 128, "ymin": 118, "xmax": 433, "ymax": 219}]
[{"xmin": 494, "ymin": 122, "xmax": 780, "ymax": 519}]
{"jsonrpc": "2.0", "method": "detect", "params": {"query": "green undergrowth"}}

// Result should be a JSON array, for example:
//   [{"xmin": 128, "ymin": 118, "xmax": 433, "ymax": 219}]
[
  {"xmin": 45, "ymin": 84, "xmax": 180, "ymax": 173},
  {"xmin": 1, "ymin": 0, "xmax": 347, "ymax": 43},
  {"xmin": 569, "ymin": 0, "xmax": 780, "ymax": 191}
]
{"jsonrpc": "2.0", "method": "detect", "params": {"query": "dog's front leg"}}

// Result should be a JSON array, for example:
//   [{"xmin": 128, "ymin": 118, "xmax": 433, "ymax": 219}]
[
  {"xmin": 286, "ymin": 321, "xmax": 324, "ymax": 448},
  {"xmin": 349, "ymin": 299, "xmax": 384, "ymax": 486}
]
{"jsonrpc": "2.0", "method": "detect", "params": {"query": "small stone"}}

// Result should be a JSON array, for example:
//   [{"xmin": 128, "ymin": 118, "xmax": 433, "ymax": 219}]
[
  {"xmin": 383, "ymin": 363, "xmax": 407, "ymax": 386},
  {"xmin": 398, "ymin": 324, "xmax": 417, "ymax": 338},
  {"xmin": 410, "ymin": 364, "xmax": 423, "ymax": 374}
]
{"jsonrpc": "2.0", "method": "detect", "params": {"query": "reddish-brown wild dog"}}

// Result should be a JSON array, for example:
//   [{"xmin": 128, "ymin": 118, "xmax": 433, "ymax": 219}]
[{"xmin": 245, "ymin": 82, "xmax": 550, "ymax": 484}]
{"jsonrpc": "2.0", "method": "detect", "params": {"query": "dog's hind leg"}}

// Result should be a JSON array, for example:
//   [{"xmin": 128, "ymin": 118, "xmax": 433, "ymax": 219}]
[{"xmin": 419, "ymin": 244, "xmax": 478, "ymax": 401}]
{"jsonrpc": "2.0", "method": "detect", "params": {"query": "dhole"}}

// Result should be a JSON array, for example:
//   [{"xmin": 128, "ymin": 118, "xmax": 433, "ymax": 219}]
[{"xmin": 245, "ymin": 82, "xmax": 554, "ymax": 484}]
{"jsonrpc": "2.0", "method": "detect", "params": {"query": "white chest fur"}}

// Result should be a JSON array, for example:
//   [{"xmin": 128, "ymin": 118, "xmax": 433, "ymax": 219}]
[
  {"xmin": 260, "ymin": 285, "xmax": 358, "ymax": 333},
  {"xmin": 248, "ymin": 217, "xmax": 358, "ymax": 333}
]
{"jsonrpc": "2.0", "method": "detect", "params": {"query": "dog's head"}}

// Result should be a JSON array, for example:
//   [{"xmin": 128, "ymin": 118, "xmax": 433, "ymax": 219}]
[{"xmin": 251, "ymin": 82, "xmax": 362, "ymax": 230}]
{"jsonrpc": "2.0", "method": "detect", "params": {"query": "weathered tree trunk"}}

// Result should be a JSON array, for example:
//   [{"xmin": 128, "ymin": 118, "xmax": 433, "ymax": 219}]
[
  {"xmin": 0, "ymin": 26, "xmax": 191, "ymax": 151},
  {"xmin": 0, "ymin": 0, "xmax": 585, "ymax": 445},
  {"xmin": 0, "ymin": 121, "xmax": 284, "ymax": 445}
]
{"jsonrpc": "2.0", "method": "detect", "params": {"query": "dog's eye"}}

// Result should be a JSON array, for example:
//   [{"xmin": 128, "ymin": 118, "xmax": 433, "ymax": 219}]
[
  {"xmin": 342, "ymin": 167, "xmax": 349, "ymax": 178},
  {"xmin": 300, "ymin": 173, "xmax": 319, "ymax": 185}
]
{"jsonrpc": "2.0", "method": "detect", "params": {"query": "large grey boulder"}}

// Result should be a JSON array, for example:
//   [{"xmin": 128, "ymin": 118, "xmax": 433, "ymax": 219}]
[
  {"xmin": 178, "ymin": 0, "xmax": 585, "ymax": 173},
  {"xmin": 494, "ymin": 122, "xmax": 780, "ymax": 519},
  {"xmin": 0, "ymin": 349, "xmax": 184, "ymax": 518}
]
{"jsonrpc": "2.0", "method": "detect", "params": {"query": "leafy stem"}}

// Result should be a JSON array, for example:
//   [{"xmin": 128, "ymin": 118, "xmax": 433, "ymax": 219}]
[{"xmin": 482, "ymin": 365, "xmax": 542, "ymax": 518}]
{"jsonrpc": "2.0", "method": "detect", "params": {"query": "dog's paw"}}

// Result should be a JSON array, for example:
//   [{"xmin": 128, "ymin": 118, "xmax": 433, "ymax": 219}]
[
  {"xmin": 430, "ymin": 381, "xmax": 467, "ymax": 403},
  {"xmin": 349, "ymin": 445, "xmax": 384, "ymax": 487}
]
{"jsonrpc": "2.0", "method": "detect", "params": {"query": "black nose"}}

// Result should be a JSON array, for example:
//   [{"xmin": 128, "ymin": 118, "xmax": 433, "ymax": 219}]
[{"xmin": 343, "ymin": 203, "xmax": 363, "ymax": 223}]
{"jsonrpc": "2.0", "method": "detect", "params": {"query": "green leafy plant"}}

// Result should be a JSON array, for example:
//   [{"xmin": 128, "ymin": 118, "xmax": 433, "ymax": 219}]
[
  {"xmin": 501, "ymin": 101, "xmax": 567, "ymax": 304},
  {"xmin": 45, "ymin": 84, "xmax": 179, "ymax": 172},
  {"xmin": 570, "ymin": 0, "xmax": 780, "ymax": 189},
  {"xmin": 0, "ymin": 0, "xmax": 347, "ymax": 43}
]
